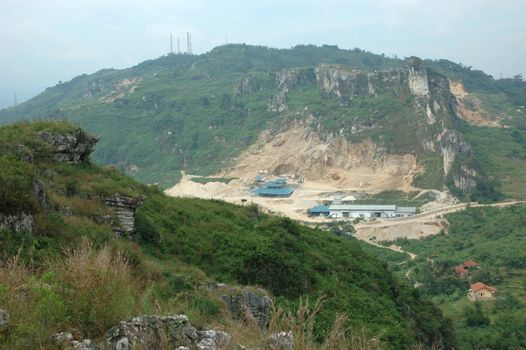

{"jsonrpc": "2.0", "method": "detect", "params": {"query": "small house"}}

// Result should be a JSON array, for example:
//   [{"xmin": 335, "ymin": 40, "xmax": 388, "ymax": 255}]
[
  {"xmin": 454, "ymin": 260, "xmax": 480, "ymax": 277},
  {"xmin": 467, "ymin": 282, "xmax": 497, "ymax": 301}
]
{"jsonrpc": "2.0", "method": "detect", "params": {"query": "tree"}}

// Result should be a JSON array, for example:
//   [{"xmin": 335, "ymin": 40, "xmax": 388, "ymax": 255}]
[{"xmin": 463, "ymin": 302, "xmax": 490, "ymax": 327}]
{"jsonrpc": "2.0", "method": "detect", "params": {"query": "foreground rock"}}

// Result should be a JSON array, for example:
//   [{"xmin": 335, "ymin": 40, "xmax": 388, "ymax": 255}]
[
  {"xmin": 0, "ymin": 309, "xmax": 9, "ymax": 334},
  {"xmin": 221, "ymin": 287, "xmax": 271, "ymax": 329},
  {"xmin": 0, "ymin": 213, "xmax": 34, "ymax": 233},
  {"xmin": 106, "ymin": 315, "xmax": 231, "ymax": 350},
  {"xmin": 267, "ymin": 331, "xmax": 293, "ymax": 350}
]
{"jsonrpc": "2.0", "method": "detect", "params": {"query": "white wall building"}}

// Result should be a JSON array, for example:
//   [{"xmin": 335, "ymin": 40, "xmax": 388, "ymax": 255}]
[{"xmin": 328, "ymin": 204, "xmax": 416, "ymax": 219}]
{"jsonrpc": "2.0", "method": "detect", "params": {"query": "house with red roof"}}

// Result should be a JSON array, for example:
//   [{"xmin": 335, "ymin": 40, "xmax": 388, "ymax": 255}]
[
  {"xmin": 454, "ymin": 260, "xmax": 480, "ymax": 277},
  {"xmin": 467, "ymin": 282, "xmax": 497, "ymax": 301}
]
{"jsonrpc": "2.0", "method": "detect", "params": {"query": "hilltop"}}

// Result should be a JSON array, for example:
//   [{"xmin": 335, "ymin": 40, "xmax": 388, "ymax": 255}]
[
  {"xmin": 0, "ymin": 121, "xmax": 455, "ymax": 349},
  {"xmin": 1, "ymin": 44, "xmax": 525, "ymax": 200}
]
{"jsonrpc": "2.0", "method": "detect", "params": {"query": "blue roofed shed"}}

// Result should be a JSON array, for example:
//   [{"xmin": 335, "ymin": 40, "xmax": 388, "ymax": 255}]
[
  {"xmin": 308, "ymin": 205, "xmax": 330, "ymax": 216},
  {"xmin": 254, "ymin": 187, "xmax": 294, "ymax": 197}
]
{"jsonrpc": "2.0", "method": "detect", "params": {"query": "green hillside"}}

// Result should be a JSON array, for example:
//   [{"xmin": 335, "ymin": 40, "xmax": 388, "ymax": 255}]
[
  {"xmin": 386, "ymin": 205, "xmax": 526, "ymax": 349},
  {"xmin": 0, "ymin": 121, "xmax": 455, "ymax": 349},
  {"xmin": 1, "ymin": 45, "xmax": 525, "ymax": 199}
]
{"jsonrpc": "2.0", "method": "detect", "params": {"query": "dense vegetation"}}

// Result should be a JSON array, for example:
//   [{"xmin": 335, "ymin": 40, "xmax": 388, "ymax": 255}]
[
  {"xmin": 385, "ymin": 205, "xmax": 526, "ymax": 349},
  {"xmin": 1, "ymin": 45, "xmax": 524, "ymax": 200},
  {"xmin": 0, "ymin": 121, "xmax": 455, "ymax": 349}
]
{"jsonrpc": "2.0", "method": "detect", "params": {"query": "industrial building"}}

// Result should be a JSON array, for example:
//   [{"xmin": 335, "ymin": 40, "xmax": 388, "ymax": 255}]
[
  {"xmin": 253, "ymin": 178, "xmax": 295, "ymax": 197},
  {"xmin": 308, "ymin": 204, "xmax": 416, "ymax": 218}
]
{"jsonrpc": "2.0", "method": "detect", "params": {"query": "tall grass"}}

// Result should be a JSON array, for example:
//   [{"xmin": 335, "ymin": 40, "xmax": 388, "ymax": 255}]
[{"xmin": 0, "ymin": 240, "xmax": 145, "ymax": 348}]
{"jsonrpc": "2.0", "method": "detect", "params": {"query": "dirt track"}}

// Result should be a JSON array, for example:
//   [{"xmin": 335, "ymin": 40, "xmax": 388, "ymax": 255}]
[{"xmin": 354, "ymin": 200, "xmax": 526, "ymax": 243}]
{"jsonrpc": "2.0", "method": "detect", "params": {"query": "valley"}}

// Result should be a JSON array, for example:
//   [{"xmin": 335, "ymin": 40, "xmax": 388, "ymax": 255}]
[{"xmin": 1, "ymin": 43, "xmax": 525, "ymax": 349}]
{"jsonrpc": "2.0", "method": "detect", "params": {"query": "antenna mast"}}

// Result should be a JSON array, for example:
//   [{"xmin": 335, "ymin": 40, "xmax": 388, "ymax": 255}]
[
  {"xmin": 14, "ymin": 92, "xmax": 17, "ymax": 106},
  {"xmin": 170, "ymin": 33, "xmax": 173, "ymax": 55},
  {"xmin": 186, "ymin": 32, "xmax": 192, "ymax": 54}
]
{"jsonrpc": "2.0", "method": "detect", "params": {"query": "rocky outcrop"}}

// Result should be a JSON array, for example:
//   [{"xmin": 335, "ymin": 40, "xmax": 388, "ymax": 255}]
[
  {"xmin": 315, "ymin": 64, "xmax": 369, "ymax": 104},
  {"xmin": 0, "ymin": 213, "xmax": 34, "ymax": 233},
  {"xmin": 267, "ymin": 331, "xmax": 293, "ymax": 350},
  {"xmin": 452, "ymin": 166, "xmax": 478, "ymax": 192},
  {"xmin": 39, "ymin": 130, "xmax": 99, "ymax": 164},
  {"xmin": 104, "ymin": 195, "xmax": 144, "ymax": 236},
  {"xmin": 106, "ymin": 315, "xmax": 231, "ymax": 350},
  {"xmin": 0, "ymin": 309, "xmax": 8, "ymax": 334},
  {"xmin": 234, "ymin": 75, "xmax": 261, "ymax": 96},
  {"xmin": 268, "ymin": 68, "xmax": 315, "ymax": 112},
  {"xmin": 407, "ymin": 57, "xmax": 429, "ymax": 97},
  {"xmin": 221, "ymin": 287, "xmax": 271, "ymax": 329},
  {"xmin": 438, "ymin": 129, "xmax": 473, "ymax": 175},
  {"xmin": 32, "ymin": 179, "xmax": 48, "ymax": 210},
  {"xmin": 315, "ymin": 64, "xmax": 406, "ymax": 105},
  {"xmin": 52, "ymin": 332, "xmax": 100, "ymax": 350},
  {"xmin": 267, "ymin": 92, "xmax": 287, "ymax": 112}
]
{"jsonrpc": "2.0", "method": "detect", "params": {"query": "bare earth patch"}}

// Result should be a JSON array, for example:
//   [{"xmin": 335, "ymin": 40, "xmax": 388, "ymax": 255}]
[{"xmin": 448, "ymin": 79, "xmax": 502, "ymax": 127}]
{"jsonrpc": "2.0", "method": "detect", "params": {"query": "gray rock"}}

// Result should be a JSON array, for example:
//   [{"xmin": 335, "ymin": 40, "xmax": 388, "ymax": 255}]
[
  {"xmin": 234, "ymin": 75, "xmax": 261, "ymax": 96},
  {"xmin": 106, "ymin": 314, "xmax": 199, "ymax": 350},
  {"xmin": 222, "ymin": 288, "xmax": 271, "ymax": 329},
  {"xmin": 0, "ymin": 213, "xmax": 34, "ymax": 233},
  {"xmin": 71, "ymin": 339, "xmax": 99, "ymax": 350},
  {"xmin": 38, "ymin": 130, "xmax": 99, "ymax": 164},
  {"xmin": 104, "ymin": 195, "xmax": 145, "ymax": 236},
  {"xmin": 439, "ymin": 129, "xmax": 473, "ymax": 176},
  {"xmin": 51, "ymin": 331, "xmax": 74, "ymax": 344},
  {"xmin": 0, "ymin": 309, "xmax": 9, "ymax": 333},
  {"xmin": 197, "ymin": 330, "xmax": 231, "ymax": 350},
  {"xmin": 51, "ymin": 332, "xmax": 99, "ymax": 350},
  {"xmin": 407, "ymin": 57, "xmax": 429, "ymax": 97},
  {"xmin": 32, "ymin": 179, "xmax": 48, "ymax": 210},
  {"xmin": 267, "ymin": 331, "xmax": 293, "ymax": 350}
]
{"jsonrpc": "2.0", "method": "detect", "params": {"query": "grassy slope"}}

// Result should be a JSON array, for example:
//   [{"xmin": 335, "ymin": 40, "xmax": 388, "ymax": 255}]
[
  {"xmin": 386, "ymin": 205, "xmax": 526, "ymax": 349},
  {"xmin": 0, "ymin": 121, "xmax": 454, "ymax": 349}
]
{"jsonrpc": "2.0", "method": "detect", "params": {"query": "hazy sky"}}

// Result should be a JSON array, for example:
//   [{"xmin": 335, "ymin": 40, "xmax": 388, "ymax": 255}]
[{"xmin": 1, "ymin": 0, "xmax": 525, "ymax": 109}]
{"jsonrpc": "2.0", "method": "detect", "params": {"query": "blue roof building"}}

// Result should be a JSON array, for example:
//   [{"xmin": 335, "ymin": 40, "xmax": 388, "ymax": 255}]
[
  {"xmin": 307, "ymin": 205, "xmax": 330, "ymax": 216},
  {"xmin": 254, "ymin": 187, "xmax": 295, "ymax": 197}
]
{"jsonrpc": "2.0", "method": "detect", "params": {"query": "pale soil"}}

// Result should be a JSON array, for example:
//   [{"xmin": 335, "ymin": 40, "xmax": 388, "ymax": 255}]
[
  {"xmin": 222, "ymin": 121, "xmax": 421, "ymax": 192},
  {"xmin": 448, "ymin": 79, "xmax": 502, "ymax": 127},
  {"xmin": 100, "ymin": 78, "xmax": 141, "ymax": 103}
]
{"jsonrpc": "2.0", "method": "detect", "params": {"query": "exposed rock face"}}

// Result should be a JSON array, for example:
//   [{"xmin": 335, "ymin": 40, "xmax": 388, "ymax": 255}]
[
  {"xmin": 32, "ymin": 179, "xmax": 48, "ymax": 210},
  {"xmin": 267, "ymin": 331, "xmax": 293, "ymax": 350},
  {"xmin": 407, "ymin": 57, "xmax": 429, "ymax": 97},
  {"xmin": 221, "ymin": 288, "xmax": 271, "ymax": 329},
  {"xmin": 438, "ymin": 129, "xmax": 473, "ymax": 175},
  {"xmin": 0, "ymin": 309, "xmax": 9, "ymax": 334},
  {"xmin": 227, "ymin": 121, "xmax": 421, "ymax": 191},
  {"xmin": 104, "ymin": 195, "xmax": 144, "ymax": 236},
  {"xmin": 452, "ymin": 166, "xmax": 478, "ymax": 192},
  {"xmin": 39, "ymin": 130, "xmax": 99, "ymax": 164},
  {"xmin": 52, "ymin": 332, "xmax": 99, "ymax": 350},
  {"xmin": 268, "ymin": 68, "xmax": 314, "ymax": 112},
  {"xmin": 106, "ymin": 315, "xmax": 231, "ymax": 350},
  {"xmin": 315, "ymin": 64, "xmax": 407, "ymax": 105},
  {"xmin": 0, "ymin": 213, "xmax": 34, "ymax": 233},
  {"xmin": 234, "ymin": 75, "xmax": 261, "ymax": 96},
  {"xmin": 315, "ymin": 64, "xmax": 369, "ymax": 104},
  {"xmin": 267, "ymin": 92, "xmax": 287, "ymax": 112}
]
